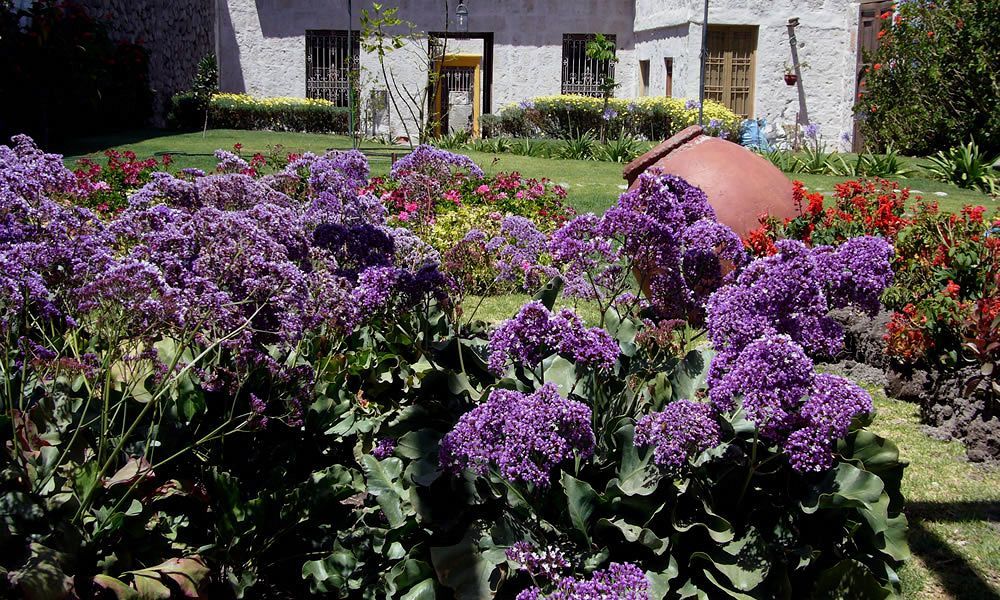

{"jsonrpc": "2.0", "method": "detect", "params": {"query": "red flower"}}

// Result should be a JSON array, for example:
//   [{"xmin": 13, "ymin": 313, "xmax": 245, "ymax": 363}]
[{"xmin": 873, "ymin": 63, "xmax": 882, "ymax": 71}]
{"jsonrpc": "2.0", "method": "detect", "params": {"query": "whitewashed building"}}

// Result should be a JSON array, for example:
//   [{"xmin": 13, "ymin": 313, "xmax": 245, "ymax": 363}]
[{"xmin": 216, "ymin": 0, "xmax": 894, "ymax": 150}]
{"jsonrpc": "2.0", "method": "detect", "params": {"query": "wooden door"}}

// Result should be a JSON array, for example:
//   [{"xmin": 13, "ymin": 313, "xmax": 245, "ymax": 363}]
[
  {"xmin": 854, "ymin": 1, "xmax": 893, "ymax": 151},
  {"xmin": 705, "ymin": 26, "xmax": 757, "ymax": 118}
]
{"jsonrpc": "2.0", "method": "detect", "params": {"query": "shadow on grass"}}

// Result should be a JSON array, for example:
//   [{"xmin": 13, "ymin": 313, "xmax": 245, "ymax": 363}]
[{"xmin": 907, "ymin": 500, "xmax": 1000, "ymax": 599}]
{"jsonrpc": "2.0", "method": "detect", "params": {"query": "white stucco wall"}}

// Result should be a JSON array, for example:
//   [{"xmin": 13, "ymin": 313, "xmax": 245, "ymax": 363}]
[
  {"xmin": 634, "ymin": 0, "xmax": 864, "ymax": 150},
  {"xmin": 218, "ymin": 0, "xmax": 637, "ymax": 139},
  {"xmin": 218, "ymin": 0, "xmax": 865, "ymax": 147}
]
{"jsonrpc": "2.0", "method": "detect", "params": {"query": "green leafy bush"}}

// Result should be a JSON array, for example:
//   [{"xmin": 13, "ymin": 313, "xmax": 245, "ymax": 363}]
[
  {"xmin": 924, "ymin": 140, "xmax": 999, "ymax": 195},
  {"xmin": 859, "ymin": 0, "xmax": 1000, "ymax": 156},
  {"xmin": 206, "ymin": 93, "xmax": 351, "ymax": 133},
  {"xmin": 2, "ymin": 139, "xmax": 907, "ymax": 598},
  {"xmin": 486, "ymin": 95, "xmax": 741, "ymax": 142}
]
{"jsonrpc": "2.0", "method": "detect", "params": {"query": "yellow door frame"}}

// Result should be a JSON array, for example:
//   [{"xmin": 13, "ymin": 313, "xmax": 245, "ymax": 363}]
[{"xmin": 433, "ymin": 53, "xmax": 482, "ymax": 138}]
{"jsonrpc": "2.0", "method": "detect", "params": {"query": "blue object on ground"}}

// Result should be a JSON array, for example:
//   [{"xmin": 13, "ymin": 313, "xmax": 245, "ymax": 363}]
[{"xmin": 741, "ymin": 118, "xmax": 772, "ymax": 151}]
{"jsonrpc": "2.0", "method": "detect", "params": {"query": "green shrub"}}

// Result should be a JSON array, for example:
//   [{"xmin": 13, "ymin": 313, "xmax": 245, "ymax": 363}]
[
  {"xmin": 860, "ymin": 0, "xmax": 1000, "ymax": 155},
  {"xmin": 167, "ymin": 92, "xmax": 203, "ymax": 129},
  {"xmin": 207, "ymin": 93, "xmax": 350, "ymax": 133},
  {"xmin": 923, "ymin": 140, "xmax": 999, "ymax": 195},
  {"xmin": 487, "ymin": 95, "xmax": 741, "ymax": 142}
]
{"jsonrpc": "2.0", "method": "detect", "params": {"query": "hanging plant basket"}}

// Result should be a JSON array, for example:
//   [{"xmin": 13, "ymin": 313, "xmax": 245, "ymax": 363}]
[{"xmin": 784, "ymin": 73, "xmax": 799, "ymax": 86}]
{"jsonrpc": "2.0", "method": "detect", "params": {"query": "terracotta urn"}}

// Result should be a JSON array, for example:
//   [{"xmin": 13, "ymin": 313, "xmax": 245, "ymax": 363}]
[
  {"xmin": 623, "ymin": 125, "xmax": 796, "ymax": 239},
  {"xmin": 784, "ymin": 73, "xmax": 799, "ymax": 86}
]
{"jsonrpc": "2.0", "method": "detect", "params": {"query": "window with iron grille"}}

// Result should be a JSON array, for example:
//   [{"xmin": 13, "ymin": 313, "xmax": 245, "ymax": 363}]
[
  {"xmin": 561, "ymin": 34, "xmax": 616, "ymax": 97},
  {"xmin": 305, "ymin": 30, "xmax": 359, "ymax": 106}
]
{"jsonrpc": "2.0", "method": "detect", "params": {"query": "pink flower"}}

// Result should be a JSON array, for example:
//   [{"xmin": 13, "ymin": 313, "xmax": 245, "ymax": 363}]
[
  {"xmin": 444, "ymin": 189, "xmax": 462, "ymax": 203},
  {"xmin": 397, "ymin": 211, "xmax": 410, "ymax": 222},
  {"xmin": 404, "ymin": 201, "xmax": 419, "ymax": 212},
  {"xmin": 515, "ymin": 191, "xmax": 525, "ymax": 200},
  {"xmin": 476, "ymin": 184, "xmax": 490, "ymax": 195},
  {"xmin": 497, "ymin": 192, "xmax": 508, "ymax": 200}
]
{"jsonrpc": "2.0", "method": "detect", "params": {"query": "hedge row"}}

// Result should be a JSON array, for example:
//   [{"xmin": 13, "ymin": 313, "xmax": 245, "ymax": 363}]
[
  {"xmin": 482, "ymin": 95, "xmax": 742, "ymax": 141},
  {"xmin": 170, "ymin": 93, "xmax": 350, "ymax": 133}
]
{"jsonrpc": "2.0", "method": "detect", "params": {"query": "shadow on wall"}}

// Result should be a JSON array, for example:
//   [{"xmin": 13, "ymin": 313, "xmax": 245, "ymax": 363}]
[{"xmin": 218, "ymin": 0, "xmax": 247, "ymax": 93}]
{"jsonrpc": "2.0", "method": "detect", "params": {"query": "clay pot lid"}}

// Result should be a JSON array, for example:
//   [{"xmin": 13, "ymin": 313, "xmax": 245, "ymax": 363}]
[{"xmin": 623, "ymin": 125, "xmax": 705, "ymax": 183}]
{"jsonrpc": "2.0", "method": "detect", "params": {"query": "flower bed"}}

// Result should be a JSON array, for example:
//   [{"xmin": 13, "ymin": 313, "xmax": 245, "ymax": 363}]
[
  {"xmin": 484, "ymin": 95, "xmax": 741, "ymax": 141},
  {"xmin": 749, "ymin": 178, "xmax": 1000, "ymax": 461},
  {"xmin": 2, "ymin": 136, "xmax": 907, "ymax": 598}
]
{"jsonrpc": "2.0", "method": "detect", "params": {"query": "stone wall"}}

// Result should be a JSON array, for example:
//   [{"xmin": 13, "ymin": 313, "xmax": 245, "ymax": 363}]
[{"xmin": 76, "ymin": 0, "xmax": 216, "ymax": 125}]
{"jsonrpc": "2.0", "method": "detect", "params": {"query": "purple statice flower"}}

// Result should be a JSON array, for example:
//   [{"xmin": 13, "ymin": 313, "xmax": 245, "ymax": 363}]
[
  {"xmin": 372, "ymin": 438, "xmax": 396, "ymax": 459},
  {"xmin": 180, "ymin": 167, "xmax": 206, "ymax": 178},
  {"xmin": 309, "ymin": 149, "xmax": 370, "ymax": 195},
  {"xmin": 517, "ymin": 562, "xmax": 650, "ymax": 600},
  {"xmin": 708, "ymin": 118, "xmax": 721, "ymax": 129},
  {"xmin": 487, "ymin": 301, "xmax": 619, "ymax": 374},
  {"xmin": 602, "ymin": 107, "xmax": 618, "ymax": 121},
  {"xmin": 506, "ymin": 541, "xmax": 568, "ymax": 579},
  {"xmin": 214, "ymin": 149, "xmax": 251, "ymax": 174},
  {"xmin": 711, "ymin": 335, "xmax": 814, "ymax": 438},
  {"xmin": 390, "ymin": 145, "xmax": 485, "ymax": 180},
  {"xmin": 804, "ymin": 123, "xmax": 820, "ymax": 140},
  {"xmin": 518, "ymin": 99, "xmax": 536, "ymax": 110},
  {"xmin": 74, "ymin": 258, "xmax": 177, "ymax": 335},
  {"xmin": 784, "ymin": 426, "xmax": 834, "ymax": 472},
  {"xmin": 685, "ymin": 99, "xmax": 701, "ymax": 110},
  {"xmin": 548, "ymin": 213, "xmax": 623, "ymax": 300},
  {"xmin": 391, "ymin": 227, "xmax": 441, "ymax": 271},
  {"xmin": 312, "ymin": 223, "xmax": 395, "ymax": 279},
  {"xmin": 439, "ymin": 384, "xmax": 595, "ymax": 487},
  {"xmin": 486, "ymin": 216, "xmax": 557, "ymax": 291},
  {"xmin": 800, "ymin": 373, "xmax": 872, "ymax": 439},
  {"xmin": 249, "ymin": 393, "xmax": 269, "ymax": 429},
  {"xmin": 726, "ymin": 239, "xmax": 844, "ymax": 358},
  {"xmin": 681, "ymin": 219, "xmax": 748, "ymax": 304},
  {"xmin": 596, "ymin": 171, "xmax": 728, "ymax": 320},
  {"xmin": 813, "ymin": 236, "xmax": 894, "ymax": 316},
  {"xmin": 352, "ymin": 265, "xmax": 402, "ymax": 319},
  {"xmin": 635, "ymin": 400, "xmax": 721, "ymax": 473},
  {"xmin": 0, "ymin": 134, "xmax": 79, "ymax": 202}
]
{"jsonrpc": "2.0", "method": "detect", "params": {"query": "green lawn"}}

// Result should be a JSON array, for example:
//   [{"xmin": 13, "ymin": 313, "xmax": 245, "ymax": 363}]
[
  {"xmin": 58, "ymin": 128, "xmax": 993, "ymax": 217},
  {"xmin": 58, "ymin": 129, "xmax": 627, "ymax": 216},
  {"xmin": 57, "ymin": 127, "xmax": 1000, "ymax": 598}
]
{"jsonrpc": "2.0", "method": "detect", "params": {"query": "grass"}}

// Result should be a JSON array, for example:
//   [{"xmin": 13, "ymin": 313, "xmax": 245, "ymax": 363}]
[
  {"xmin": 57, "ymin": 129, "xmax": 627, "ymax": 216},
  {"xmin": 868, "ymin": 391, "xmax": 1000, "ymax": 599},
  {"xmin": 57, "ymin": 127, "xmax": 1000, "ymax": 598},
  {"xmin": 58, "ymin": 128, "xmax": 994, "ymax": 217}
]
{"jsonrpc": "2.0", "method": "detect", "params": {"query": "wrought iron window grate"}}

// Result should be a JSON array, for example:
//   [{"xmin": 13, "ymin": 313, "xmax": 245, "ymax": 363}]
[
  {"xmin": 306, "ymin": 30, "xmax": 360, "ymax": 106},
  {"xmin": 561, "ymin": 34, "xmax": 616, "ymax": 97}
]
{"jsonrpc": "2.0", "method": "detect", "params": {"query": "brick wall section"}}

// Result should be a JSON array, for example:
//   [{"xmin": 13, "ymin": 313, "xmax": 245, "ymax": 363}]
[{"xmin": 76, "ymin": 0, "xmax": 215, "ymax": 125}]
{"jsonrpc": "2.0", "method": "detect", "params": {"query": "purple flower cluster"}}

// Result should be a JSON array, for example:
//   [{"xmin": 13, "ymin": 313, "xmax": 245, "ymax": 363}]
[
  {"xmin": 2, "ymin": 135, "xmax": 451, "ymax": 425},
  {"xmin": 548, "ymin": 171, "xmax": 746, "ymax": 319},
  {"xmin": 516, "ymin": 562, "xmax": 650, "ymax": 600},
  {"xmin": 486, "ymin": 216, "xmax": 558, "ymax": 291},
  {"xmin": 506, "ymin": 541, "xmax": 568, "ymax": 579},
  {"xmin": 372, "ymin": 438, "xmax": 396, "ymax": 459},
  {"xmin": 389, "ymin": 145, "xmax": 485, "ymax": 180},
  {"xmin": 634, "ymin": 400, "xmax": 721, "ymax": 473},
  {"xmin": 702, "ymin": 237, "xmax": 890, "ymax": 472},
  {"xmin": 487, "ymin": 301, "xmax": 619, "ymax": 374},
  {"xmin": 439, "ymin": 384, "xmax": 595, "ymax": 487}
]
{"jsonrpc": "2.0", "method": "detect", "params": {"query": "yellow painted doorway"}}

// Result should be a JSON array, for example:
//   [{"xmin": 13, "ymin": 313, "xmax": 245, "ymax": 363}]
[{"xmin": 434, "ymin": 54, "xmax": 482, "ymax": 138}]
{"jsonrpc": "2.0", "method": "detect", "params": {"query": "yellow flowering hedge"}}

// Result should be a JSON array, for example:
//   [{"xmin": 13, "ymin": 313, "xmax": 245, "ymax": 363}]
[
  {"xmin": 206, "ymin": 93, "xmax": 351, "ymax": 133},
  {"xmin": 489, "ymin": 95, "xmax": 741, "ymax": 141}
]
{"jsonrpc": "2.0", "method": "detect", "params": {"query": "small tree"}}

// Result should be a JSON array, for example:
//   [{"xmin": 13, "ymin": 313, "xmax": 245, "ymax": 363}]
[
  {"xmin": 361, "ymin": 2, "xmax": 450, "ymax": 147},
  {"xmin": 586, "ymin": 33, "xmax": 619, "ymax": 144},
  {"xmin": 192, "ymin": 54, "xmax": 219, "ymax": 136}
]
